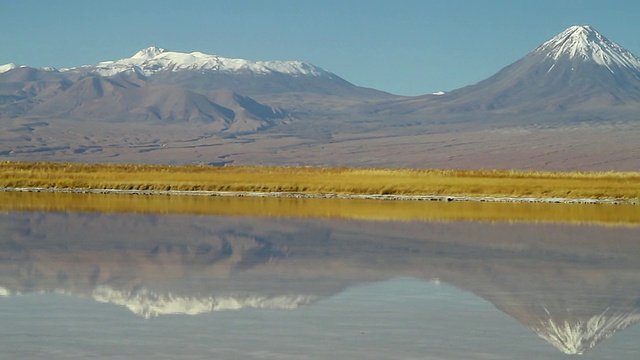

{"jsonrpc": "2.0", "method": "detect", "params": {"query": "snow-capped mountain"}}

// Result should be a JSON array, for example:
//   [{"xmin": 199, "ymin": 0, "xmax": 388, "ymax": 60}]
[
  {"xmin": 533, "ymin": 25, "xmax": 640, "ymax": 72},
  {"xmin": 452, "ymin": 25, "xmax": 640, "ymax": 111},
  {"xmin": 373, "ymin": 25, "xmax": 640, "ymax": 118},
  {"xmin": 62, "ymin": 46, "xmax": 336, "ymax": 78},
  {"xmin": 110, "ymin": 46, "xmax": 390, "ymax": 98},
  {"xmin": 0, "ymin": 46, "xmax": 392, "ymax": 130}
]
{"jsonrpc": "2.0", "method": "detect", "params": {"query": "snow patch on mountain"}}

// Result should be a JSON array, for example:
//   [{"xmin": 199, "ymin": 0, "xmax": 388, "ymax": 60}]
[
  {"xmin": 533, "ymin": 25, "xmax": 640, "ymax": 72},
  {"xmin": 62, "ymin": 46, "xmax": 335, "ymax": 79},
  {"xmin": 131, "ymin": 45, "xmax": 167, "ymax": 60},
  {"xmin": 0, "ymin": 63, "xmax": 18, "ymax": 74},
  {"xmin": 0, "ymin": 63, "xmax": 58, "ymax": 74},
  {"xmin": 531, "ymin": 308, "xmax": 640, "ymax": 355},
  {"xmin": 91, "ymin": 286, "xmax": 318, "ymax": 319}
]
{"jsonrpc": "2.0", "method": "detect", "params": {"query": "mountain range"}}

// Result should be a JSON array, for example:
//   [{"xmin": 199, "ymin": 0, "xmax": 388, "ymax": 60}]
[{"xmin": 0, "ymin": 25, "xmax": 638, "ymax": 170}]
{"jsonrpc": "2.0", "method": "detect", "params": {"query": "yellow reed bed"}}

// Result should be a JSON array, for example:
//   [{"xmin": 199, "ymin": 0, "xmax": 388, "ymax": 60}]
[{"xmin": 0, "ymin": 161, "xmax": 639, "ymax": 200}]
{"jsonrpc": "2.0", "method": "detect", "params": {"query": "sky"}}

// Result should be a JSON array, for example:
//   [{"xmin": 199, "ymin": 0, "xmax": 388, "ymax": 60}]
[{"xmin": 2, "ymin": 0, "xmax": 640, "ymax": 96}]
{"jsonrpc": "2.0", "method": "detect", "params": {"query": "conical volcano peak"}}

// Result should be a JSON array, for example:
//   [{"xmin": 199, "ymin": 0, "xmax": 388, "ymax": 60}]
[
  {"xmin": 533, "ymin": 25, "xmax": 640, "ymax": 70},
  {"xmin": 565, "ymin": 25, "xmax": 597, "ymax": 37}
]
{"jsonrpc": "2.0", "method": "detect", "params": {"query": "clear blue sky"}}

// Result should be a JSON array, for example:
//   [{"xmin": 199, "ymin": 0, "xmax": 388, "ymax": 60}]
[{"xmin": 2, "ymin": 0, "xmax": 639, "ymax": 96}]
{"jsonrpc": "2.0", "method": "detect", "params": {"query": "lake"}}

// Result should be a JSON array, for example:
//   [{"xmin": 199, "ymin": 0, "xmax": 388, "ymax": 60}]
[{"xmin": 1, "ymin": 193, "xmax": 639, "ymax": 359}]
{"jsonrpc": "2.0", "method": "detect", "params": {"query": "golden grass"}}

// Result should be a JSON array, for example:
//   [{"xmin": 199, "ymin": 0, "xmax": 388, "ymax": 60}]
[
  {"xmin": 0, "ymin": 160, "xmax": 639, "ymax": 200},
  {"xmin": 1, "ymin": 191, "xmax": 638, "ymax": 226}
]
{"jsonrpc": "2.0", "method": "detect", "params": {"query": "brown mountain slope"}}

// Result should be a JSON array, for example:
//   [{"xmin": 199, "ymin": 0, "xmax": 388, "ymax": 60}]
[{"xmin": 2, "ymin": 74, "xmax": 288, "ymax": 133}]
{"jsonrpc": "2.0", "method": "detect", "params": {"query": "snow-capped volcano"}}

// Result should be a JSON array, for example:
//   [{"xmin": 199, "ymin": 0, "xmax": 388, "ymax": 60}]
[
  {"xmin": 63, "ymin": 46, "xmax": 335, "ymax": 78},
  {"xmin": 395, "ymin": 24, "xmax": 640, "ymax": 115},
  {"xmin": 533, "ymin": 25, "xmax": 640, "ymax": 71}
]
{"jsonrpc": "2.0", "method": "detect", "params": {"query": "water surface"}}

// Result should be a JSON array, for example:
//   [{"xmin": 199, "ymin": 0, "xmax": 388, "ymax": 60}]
[{"xmin": 0, "ymin": 194, "xmax": 639, "ymax": 359}]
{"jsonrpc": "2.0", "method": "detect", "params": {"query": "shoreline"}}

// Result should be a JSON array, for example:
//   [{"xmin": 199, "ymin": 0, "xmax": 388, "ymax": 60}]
[{"xmin": 1, "ymin": 187, "xmax": 637, "ymax": 205}]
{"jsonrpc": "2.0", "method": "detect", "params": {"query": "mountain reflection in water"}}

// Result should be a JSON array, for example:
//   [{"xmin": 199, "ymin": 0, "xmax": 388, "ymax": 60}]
[{"xmin": 1, "ymin": 210, "xmax": 639, "ymax": 358}]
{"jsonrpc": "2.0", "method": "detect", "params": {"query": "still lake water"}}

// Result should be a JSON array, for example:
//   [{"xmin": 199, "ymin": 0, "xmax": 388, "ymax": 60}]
[{"xmin": 1, "ymin": 193, "xmax": 639, "ymax": 359}]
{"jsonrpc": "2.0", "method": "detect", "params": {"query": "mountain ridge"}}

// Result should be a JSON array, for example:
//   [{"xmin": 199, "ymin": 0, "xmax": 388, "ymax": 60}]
[{"xmin": 60, "ymin": 46, "xmax": 337, "ymax": 79}]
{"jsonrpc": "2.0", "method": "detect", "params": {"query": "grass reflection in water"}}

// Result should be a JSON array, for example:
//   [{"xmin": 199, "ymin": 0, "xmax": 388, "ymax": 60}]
[{"xmin": 0, "ymin": 191, "xmax": 638, "ymax": 226}]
